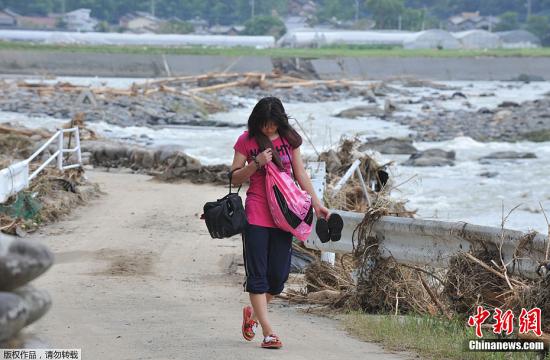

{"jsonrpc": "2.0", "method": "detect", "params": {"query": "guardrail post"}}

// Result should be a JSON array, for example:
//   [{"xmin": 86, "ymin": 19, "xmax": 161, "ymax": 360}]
[
  {"xmin": 307, "ymin": 161, "xmax": 335, "ymax": 266},
  {"xmin": 75, "ymin": 127, "xmax": 82, "ymax": 164},
  {"xmin": 56, "ymin": 131, "xmax": 63, "ymax": 171}
]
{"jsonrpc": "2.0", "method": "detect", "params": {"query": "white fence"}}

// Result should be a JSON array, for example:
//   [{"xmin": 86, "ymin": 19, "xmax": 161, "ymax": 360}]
[{"xmin": 0, "ymin": 127, "xmax": 82, "ymax": 203}]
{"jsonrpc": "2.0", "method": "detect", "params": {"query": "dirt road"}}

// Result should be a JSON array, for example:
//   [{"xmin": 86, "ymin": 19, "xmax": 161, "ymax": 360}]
[{"xmin": 27, "ymin": 170, "xmax": 409, "ymax": 360}]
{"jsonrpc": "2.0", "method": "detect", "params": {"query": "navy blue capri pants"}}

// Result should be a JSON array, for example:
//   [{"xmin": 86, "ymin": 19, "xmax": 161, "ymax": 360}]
[{"xmin": 241, "ymin": 224, "xmax": 293, "ymax": 295}]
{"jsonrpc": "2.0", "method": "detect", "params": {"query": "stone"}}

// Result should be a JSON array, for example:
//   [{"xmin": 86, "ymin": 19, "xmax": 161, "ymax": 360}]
[
  {"xmin": 478, "ymin": 107, "xmax": 494, "ymax": 114},
  {"xmin": 498, "ymin": 101, "xmax": 520, "ymax": 108},
  {"xmin": 0, "ymin": 234, "xmax": 54, "ymax": 291},
  {"xmin": 511, "ymin": 74, "xmax": 545, "ymax": 82},
  {"xmin": 384, "ymin": 99, "xmax": 397, "ymax": 115},
  {"xmin": 402, "ymin": 149, "xmax": 455, "ymax": 167},
  {"xmin": 358, "ymin": 137, "xmax": 417, "ymax": 155},
  {"xmin": 334, "ymin": 105, "xmax": 384, "ymax": 119},
  {"xmin": 493, "ymin": 110, "xmax": 512, "ymax": 123},
  {"xmin": 480, "ymin": 151, "xmax": 537, "ymax": 160},
  {"xmin": 479, "ymin": 171, "xmax": 499, "ymax": 178}
]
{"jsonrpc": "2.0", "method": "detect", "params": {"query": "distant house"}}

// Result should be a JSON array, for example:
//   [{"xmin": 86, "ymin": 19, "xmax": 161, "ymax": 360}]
[
  {"xmin": 119, "ymin": 12, "xmax": 161, "ymax": 33},
  {"xmin": 188, "ymin": 17, "xmax": 208, "ymax": 34},
  {"xmin": 209, "ymin": 25, "xmax": 244, "ymax": 35},
  {"xmin": 17, "ymin": 15, "xmax": 58, "ymax": 29},
  {"xmin": 0, "ymin": 9, "xmax": 18, "ymax": 27},
  {"xmin": 447, "ymin": 12, "xmax": 500, "ymax": 32},
  {"xmin": 284, "ymin": 16, "xmax": 309, "ymax": 31},
  {"xmin": 64, "ymin": 8, "xmax": 98, "ymax": 32}
]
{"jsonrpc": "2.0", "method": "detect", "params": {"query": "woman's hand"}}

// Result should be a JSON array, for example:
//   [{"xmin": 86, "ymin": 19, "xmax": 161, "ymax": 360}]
[
  {"xmin": 313, "ymin": 202, "xmax": 330, "ymax": 220},
  {"xmin": 256, "ymin": 148, "xmax": 273, "ymax": 166}
]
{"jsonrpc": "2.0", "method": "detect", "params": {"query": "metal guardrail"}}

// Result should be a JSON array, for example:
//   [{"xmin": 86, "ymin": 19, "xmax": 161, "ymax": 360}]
[
  {"xmin": 0, "ymin": 127, "xmax": 82, "ymax": 203},
  {"xmin": 304, "ymin": 210, "xmax": 547, "ymax": 279}
]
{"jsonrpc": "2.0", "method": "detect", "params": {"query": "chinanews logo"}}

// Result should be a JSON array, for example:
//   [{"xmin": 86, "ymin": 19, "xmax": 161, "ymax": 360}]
[{"xmin": 466, "ymin": 306, "xmax": 544, "ymax": 352}]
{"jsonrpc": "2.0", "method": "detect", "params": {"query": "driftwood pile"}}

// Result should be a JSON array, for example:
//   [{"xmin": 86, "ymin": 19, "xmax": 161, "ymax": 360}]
[{"xmin": 283, "ymin": 137, "xmax": 550, "ymax": 343}]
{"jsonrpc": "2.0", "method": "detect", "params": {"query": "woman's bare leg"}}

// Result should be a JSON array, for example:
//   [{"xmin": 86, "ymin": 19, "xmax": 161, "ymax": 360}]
[
  {"xmin": 250, "ymin": 293, "xmax": 274, "ymax": 337},
  {"xmin": 252, "ymin": 294, "xmax": 274, "ymax": 319}
]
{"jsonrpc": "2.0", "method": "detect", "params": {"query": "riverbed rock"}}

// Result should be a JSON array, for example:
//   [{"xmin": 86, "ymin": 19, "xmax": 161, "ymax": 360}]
[
  {"xmin": 498, "ymin": 101, "xmax": 520, "ymax": 108},
  {"xmin": 0, "ymin": 292, "xmax": 28, "ymax": 342},
  {"xmin": 492, "ymin": 110, "xmax": 513, "ymax": 123},
  {"xmin": 479, "ymin": 171, "xmax": 499, "ymax": 178},
  {"xmin": 0, "ymin": 235, "xmax": 55, "ymax": 291},
  {"xmin": 402, "ymin": 149, "xmax": 456, "ymax": 167},
  {"xmin": 480, "ymin": 151, "xmax": 537, "ymax": 160},
  {"xmin": 335, "ymin": 105, "xmax": 384, "ymax": 119},
  {"xmin": 511, "ymin": 74, "xmax": 545, "ymax": 82},
  {"xmin": 358, "ymin": 137, "xmax": 417, "ymax": 155}
]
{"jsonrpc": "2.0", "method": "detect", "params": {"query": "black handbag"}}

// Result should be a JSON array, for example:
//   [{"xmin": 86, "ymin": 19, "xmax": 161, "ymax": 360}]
[{"xmin": 201, "ymin": 169, "xmax": 248, "ymax": 239}]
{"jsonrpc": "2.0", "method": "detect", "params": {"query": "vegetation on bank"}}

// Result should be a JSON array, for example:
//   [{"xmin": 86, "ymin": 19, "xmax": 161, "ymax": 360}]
[
  {"xmin": 343, "ymin": 312, "xmax": 549, "ymax": 360},
  {"xmin": 2, "ymin": 41, "xmax": 550, "ymax": 58}
]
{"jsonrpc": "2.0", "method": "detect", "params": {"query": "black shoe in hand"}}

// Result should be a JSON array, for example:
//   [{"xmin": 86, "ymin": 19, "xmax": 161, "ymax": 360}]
[
  {"xmin": 315, "ymin": 218, "xmax": 330, "ymax": 243},
  {"xmin": 327, "ymin": 213, "xmax": 344, "ymax": 242}
]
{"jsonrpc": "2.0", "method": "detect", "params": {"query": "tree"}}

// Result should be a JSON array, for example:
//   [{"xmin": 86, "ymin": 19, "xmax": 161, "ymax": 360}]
[
  {"xmin": 526, "ymin": 15, "xmax": 550, "ymax": 45},
  {"xmin": 243, "ymin": 15, "xmax": 286, "ymax": 38},
  {"xmin": 495, "ymin": 11, "xmax": 520, "ymax": 31},
  {"xmin": 157, "ymin": 20, "xmax": 194, "ymax": 34},
  {"xmin": 95, "ymin": 20, "xmax": 110, "ymax": 32},
  {"xmin": 366, "ymin": 0, "xmax": 405, "ymax": 29},
  {"xmin": 317, "ymin": 0, "xmax": 356, "ymax": 22}
]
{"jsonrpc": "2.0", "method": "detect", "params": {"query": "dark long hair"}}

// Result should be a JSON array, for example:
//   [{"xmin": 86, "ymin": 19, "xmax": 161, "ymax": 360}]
[{"xmin": 247, "ymin": 97, "xmax": 302, "ymax": 170}]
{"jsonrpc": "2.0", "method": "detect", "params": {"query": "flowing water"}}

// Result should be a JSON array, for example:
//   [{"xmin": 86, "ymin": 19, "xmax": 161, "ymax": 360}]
[{"xmin": 1, "ymin": 76, "xmax": 549, "ymax": 233}]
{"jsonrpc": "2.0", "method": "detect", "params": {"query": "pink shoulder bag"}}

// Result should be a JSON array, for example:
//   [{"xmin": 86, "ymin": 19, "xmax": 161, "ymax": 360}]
[{"xmin": 265, "ymin": 137, "xmax": 313, "ymax": 241}]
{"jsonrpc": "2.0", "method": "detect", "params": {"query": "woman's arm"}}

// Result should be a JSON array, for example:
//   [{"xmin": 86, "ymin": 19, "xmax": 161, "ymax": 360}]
[
  {"xmin": 291, "ymin": 147, "xmax": 330, "ymax": 220},
  {"xmin": 230, "ymin": 151, "xmax": 255, "ymax": 186},
  {"xmin": 230, "ymin": 149, "xmax": 273, "ymax": 186}
]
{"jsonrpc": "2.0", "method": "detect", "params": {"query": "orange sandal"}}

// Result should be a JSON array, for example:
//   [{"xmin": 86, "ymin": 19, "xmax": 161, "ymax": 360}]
[
  {"xmin": 241, "ymin": 306, "xmax": 258, "ymax": 341},
  {"xmin": 261, "ymin": 334, "xmax": 283, "ymax": 349}
]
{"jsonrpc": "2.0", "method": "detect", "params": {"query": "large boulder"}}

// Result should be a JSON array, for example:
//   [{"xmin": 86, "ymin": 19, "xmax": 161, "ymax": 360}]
[
  {"xmin": 0, "ymin": 235, "xmax": 54, "ymax": 291},
  {"xmin": 402, "ymin": 149, "xmax": 456, "ymax": 167},
  {"xmin": 12, "ymin": 285, "xmax": 52, "ymax": 326},
  {"xmin": 359, "ymin": 137, "xmax": 417, "ymax": 155},
  {"xmin": 0, "ymin": 286, "xmax": 51, "ymax": 342},
  {"xmin": 334, "ymin": 105, "xmax": 384, "ymax": 119},
  {"xmin": 480, "ymin": 151, "xmax": 537, "ymax": 160},
  {"xmin": 0, "ymin": 292, "xmax": 28, "ymax": 342}
]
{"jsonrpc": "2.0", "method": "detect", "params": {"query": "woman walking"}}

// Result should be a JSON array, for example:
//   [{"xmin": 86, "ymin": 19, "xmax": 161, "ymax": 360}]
[{"xmin": 230, "ymin": 97, "xmax": 335, "ymax": 349}]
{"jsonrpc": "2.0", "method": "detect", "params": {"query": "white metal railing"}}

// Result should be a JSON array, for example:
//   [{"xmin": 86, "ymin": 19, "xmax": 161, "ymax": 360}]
[{"xmin": 0, "ymin": 127, "xmax": 82, "ymax": 203}]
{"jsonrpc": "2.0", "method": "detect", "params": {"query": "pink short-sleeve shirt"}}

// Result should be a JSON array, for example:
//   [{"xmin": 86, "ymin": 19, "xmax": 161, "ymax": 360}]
[{"xmin": 233, "ymin": 130, "xmax": 294, "ymax": 228}]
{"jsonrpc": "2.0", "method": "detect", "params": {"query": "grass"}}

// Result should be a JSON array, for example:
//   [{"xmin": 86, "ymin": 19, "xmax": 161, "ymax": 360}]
[
  {"xmin": 522, "ymin": 129, "xmax": 550, "ymax": 142},
  {"xmin": 342, "ymin": 311, "xmax": 548, "ymax": 360},
  {"xmin": 1, "ymin": 41, "xmax": 550, "ymax": 58}
]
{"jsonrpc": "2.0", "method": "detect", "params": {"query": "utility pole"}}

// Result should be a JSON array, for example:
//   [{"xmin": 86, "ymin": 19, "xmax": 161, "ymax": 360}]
[
  {"xmin": 150, "ymin": 0, "xmax": 156, "ymax": 17},
  {"xmin": 398, "ymin": 15, "xmax": 402, "ymax": 30},
  {"xmin": 61, "ymin": 0, "xmax": 66, "ymax": 14},
  {"xmin": 250, "ymin": 0, "xmax": 255, "ymax": 18},
  {"xmin": 526, "ymin": 0, "xmax": 532, "ymax": 20},
  {"xmin": 355, "ymin": 0, "xmax": 360, "ymax": 22}
]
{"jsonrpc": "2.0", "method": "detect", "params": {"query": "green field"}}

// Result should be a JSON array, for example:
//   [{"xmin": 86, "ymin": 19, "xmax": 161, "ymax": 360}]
[{"xmin": 1, "ymin": 41, "xmax": 550, "ymax": 58}]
